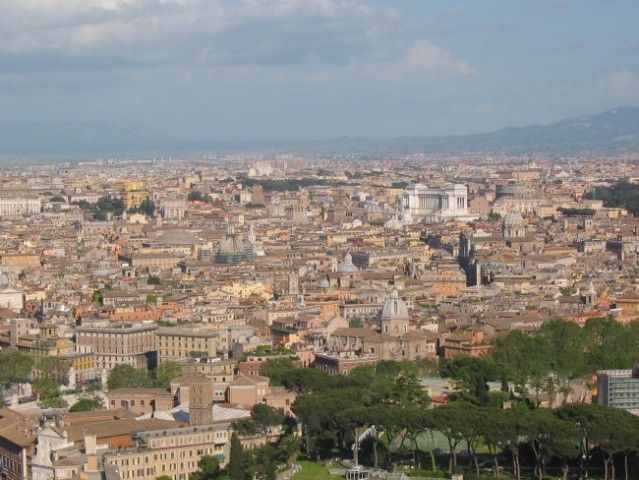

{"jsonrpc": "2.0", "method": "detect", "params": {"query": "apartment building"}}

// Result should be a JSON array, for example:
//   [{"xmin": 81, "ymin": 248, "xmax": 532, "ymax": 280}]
[
  {"xmin": 75, "ymin": 323, "xmax": 158, "ymax": 371},
  {"xmin": 157, "ymin": 328, "xmax": 219, "ymax": 364},
  {"xmin": 102, "ymin": 423, "xmax": 231, "ymax": 480},
  {"xmin": 597, "ymin": 367, "xmax": 639, "ymax": 414}
]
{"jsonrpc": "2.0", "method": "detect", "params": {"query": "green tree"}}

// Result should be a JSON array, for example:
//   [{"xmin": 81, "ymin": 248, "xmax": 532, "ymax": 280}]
[
  {"xmin": 281, "ymin": 368, "xmax": 333, "ymax": 395},
  {"xmin": 107, "ymin": 364, "xmax": 151, "ymax": 390},
  {"xmin": 250, "ymin": 403, "xmax": 285, "ymax": 434},
  {"xmin": 228, "ymin": 432, "xmax": 245, "ymax": 480},
  {"xmin": 337, "ymin": 406, "xmax": 369, "ymax": 466},
  {"xmin": 34, "ymin": 377, "xmax": 61, "ymax": 399},
  {"xmin": 278, "ymin": 434, "xmax": 301, "ymax": 468},
  {"xmin": 246, "ymin": 443, "xmax": 277, "ymax": 480},
  {"xmin": 430, "ymin": 403, "xmax": 466, "ymax": 473},
  {"xmin": 34, "ymin": 377, "xmax": 68, "ymax": 409},
  {"xmin": 387, "ymin": 368, "xmax": 430, "ymax": 406},
  {"xmin": 491, "ymin": 329, "xmax": 550, "ymax": 386},
  {"xmin": 69, "ymin": 396, "xmax": 104, "ymax": 412},
  {"xmin": 0, "ymin": 350, "xmax": 35, "ymax": 385},
  {"xmin": 502, "ymin": 409, "xmax": 529, "ymax": 480},
  {"xmin": 39, "ymin": 396, "xmax": 69, "ymax": 409},
  {"xmin": 96, "ymin": 196, "xmax": 125, "ymax": 216},
  {"xmin": 585, "ymin": 180, "xmax": 639, "ymax": 216},
  {"xmin": 258, "ymin": 358, "xmax": 297, "ymax": 386},
  {"xmin": 36, "ymin": 356, "xmax": 69, "ymax": 384},
  {"xmin": 292, "ymin": 389, "xmax": 362, "ymax": 460},
  {"xmin": 189, "ymin": 455, "xmax": 221, "ymax": 480},
  {"xmin": 394, "ymin": 406, "xmax": 429, "ymax": 469},
  {"xmin": 365, "ymin": 404, "xmax": 396, "ymax": 469},
  {"xmin": 482, "ymin": 408, "xmax": 511, "ymax": 478},
  {"xmin": 523, "ymin": 408, "xmax": 579, "ymax": 480},
  {"xmin": 130, "ymin": 198, "xmax": 156, "ymax": 216},
  {"xmin": 154, "ymin": 361, "xmax": 182, "ymax": 389},
  {"xmin": 349, "ymin": 317, "xmax": 363, "ymax": 328},
  {"xmin": 92, "ymin": 290, "xmax": 103, "ymax": 305},
  {"xmin": 452, "ymin": 404, "xmax": 485, "ymax": 476},
  {"xmin": 441, "ymin": 356, "xmax": 499, "ymax": 405},
  {"xmin": 538, "ymin": 319, "xmax": 587, "ymax": 378}
]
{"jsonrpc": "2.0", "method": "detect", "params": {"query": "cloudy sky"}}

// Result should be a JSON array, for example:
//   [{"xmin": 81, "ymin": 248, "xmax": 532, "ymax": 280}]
[{"xmin": 1, "ymin": 0, "xmax": 638, "ymax": 141}]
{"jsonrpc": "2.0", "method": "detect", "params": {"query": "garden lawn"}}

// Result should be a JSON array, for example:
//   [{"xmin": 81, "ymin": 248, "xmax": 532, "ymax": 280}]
[{"xmin": 291, "ymin": 460, "xmax": 335, "ymax": 480}]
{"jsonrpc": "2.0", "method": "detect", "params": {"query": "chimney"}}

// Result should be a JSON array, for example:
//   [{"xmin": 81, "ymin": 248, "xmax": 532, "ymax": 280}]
[{"xmin": 84, "ymin": 433, "xmax": 98, "ymax": 472}]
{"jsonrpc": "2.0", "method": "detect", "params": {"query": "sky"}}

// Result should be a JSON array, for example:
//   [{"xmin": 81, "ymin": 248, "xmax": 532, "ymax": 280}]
[{"xmin": 1, "ymin": 0, "xmax": 639, "ymax": 142}]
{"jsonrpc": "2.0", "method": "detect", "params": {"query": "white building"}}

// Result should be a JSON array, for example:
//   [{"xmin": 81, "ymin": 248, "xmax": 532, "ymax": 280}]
[
  {"xmin": 0, "ymin": 288, "xmax": 24, "ymax": 311},
  {"xmin": 32, "ymin": 427, "xmax": 74, "ymax": 480},
  {"xmin": 0, "ymin": 196, "xmax": 40, "ymax": 216},
  {"xmin": 402, "ymin": 183, "xmax": 478, "ymax": 223}
]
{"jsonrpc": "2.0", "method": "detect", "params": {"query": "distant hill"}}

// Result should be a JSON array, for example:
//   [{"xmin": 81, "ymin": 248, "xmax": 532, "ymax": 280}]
[
  {"xmin": 1, "ymin": 107, "xmax": 639, "ymax": 157},
  {"xmin": 397, "ymin": 106, "xmax": 639, "ymax": 155}
]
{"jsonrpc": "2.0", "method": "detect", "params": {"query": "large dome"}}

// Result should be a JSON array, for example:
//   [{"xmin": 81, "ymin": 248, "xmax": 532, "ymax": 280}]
[
  {"xmin": 217, "ymin": 235, "xmax": 244, "ymax": 255},
  {"xmin": 215, "ymin": 223, "xmax": 253, "ymax": 264},
  {"xmin": 381, "ymin": 288, "xmax": 409, "ymax": 322},
  {"xmin": 503, "ymin": 211, "xmax": 525, "ymax": 227}
]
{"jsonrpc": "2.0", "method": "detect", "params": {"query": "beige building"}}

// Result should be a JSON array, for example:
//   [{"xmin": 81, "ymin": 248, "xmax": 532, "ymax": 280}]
[
  {"xmin": 0, "ymin": 408, "xmax": 37, "ymax": 480},
  {"xmin": 157, "ymin": 328, "xmax": 220, "ymax": 363},
  {"xmin": 103, "ymin": 423, "xmax": 232, "ymax": 480},
  {"xmin": 75, "ymin": 323, "xmax": 158, "ymax": 371},
  {"xmin": 228, "ymin": 375, "xmax": 270, "ymax": 406},
  {"xmin": 106, "ymin": 388, "xmax": 175, "ymax": 415},
  {"xmin": 118, "ymin": 252, "xmax": 183, "ymax": 270},
  {"xmin": 0, "ymin": 196, "xmax": 40, "ymax": 216}
]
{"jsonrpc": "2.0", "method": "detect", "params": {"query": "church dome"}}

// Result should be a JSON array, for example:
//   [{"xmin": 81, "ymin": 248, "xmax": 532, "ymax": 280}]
[
  {"xmin": 503, "ymin": 211, "xmax": 525, "ymax": 227},
  {"xmin": 337, "ymin": 253, "xmax": 359, "ymax": 273},
  {"xmin": 502, "ymin": 211, "xmax": 526, "ymax": 239},
  {"xmin": 217, "ymin": 235, "xmax": 244, "ymax": 255},
  {"xmin": 318, "ymin": 276, "xmax": 330, "ymax": 289},
  {"xmin": 381, "ymin": 288, "xmax": 409, "ymax": 322},
  {"xmin": 215, "ymin": 223, "xmax": 251, "ymax": 264}
]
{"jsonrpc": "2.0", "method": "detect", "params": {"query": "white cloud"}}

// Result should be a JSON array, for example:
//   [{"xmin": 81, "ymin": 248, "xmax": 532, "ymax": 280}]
[
  {"xmin": 402, "ymin": 40, "xmax": 474, "ymax": 76},
  {"xmin": 0, "ymin": 0, "xmax": 470, "ymax": 81}
]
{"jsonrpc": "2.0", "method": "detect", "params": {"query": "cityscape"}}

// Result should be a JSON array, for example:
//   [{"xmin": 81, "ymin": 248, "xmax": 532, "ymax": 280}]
[
  {"xmin": 2, "ymin": 1, "xmax": 639, "ymax": 480},
  {"xmin": 0, "ymin": 153, "xmax": 636, "ymax": 480}
]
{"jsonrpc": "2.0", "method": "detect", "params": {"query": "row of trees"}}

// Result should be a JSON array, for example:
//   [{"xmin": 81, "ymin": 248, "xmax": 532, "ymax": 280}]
[
  {"xmin": 585, "ymin": 179, "xmax": 639, "ymax": 216},
  {"xmin": 0, "ymin": 350, "xmax": 34, "ymax": 386},
  {"xmin": 187, "ymin": 191, "xmax": 214, "ymax": 203},
  {"xmin": 73, "ymin": 196, "xmax": 125, "ymax": 220},
  {"xmin": 106, "ymin": 362, "xmax": 182, "ymax": 390},
  {"xmin": 73, "ymin": 196, "xmax": 158, "ymax": 219},
  {"xmin": 261, "ymin": 359, "xmax": 429, "ymax": 466},
  {"xmin": 330, "ymin": 401, "xmax": 639, "ymax": 480},
  {"xmin": 436, "ymin": 318, "xmax": 639, "ymax": 408},
  {"xmin": 239, "ymin": 177, "xmax": 347, "ymax": 192},
  {"xmin": 492, "ymin": 318, "xmax": 639, "ymax": 381},
  {"xmin": 258, "ymin": 354, "xmax": 639, "ymax": 480}
]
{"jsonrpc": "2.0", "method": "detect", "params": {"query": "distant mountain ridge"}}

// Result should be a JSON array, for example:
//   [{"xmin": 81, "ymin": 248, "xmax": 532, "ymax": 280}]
[{"xmin": 1, "ymin": 107, "xmax": 639, "ymax": 157}]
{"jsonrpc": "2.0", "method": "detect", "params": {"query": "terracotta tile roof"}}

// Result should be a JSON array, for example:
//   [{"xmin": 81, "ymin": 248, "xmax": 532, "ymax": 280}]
[{"xmin": 51, "ymin": 418, "xmax": 182, "ymax": 442}]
